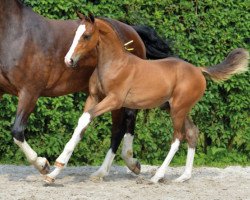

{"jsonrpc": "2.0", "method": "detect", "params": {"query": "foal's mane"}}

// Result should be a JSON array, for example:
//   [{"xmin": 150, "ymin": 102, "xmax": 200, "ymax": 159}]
[{"xmin": 97, "ymin": 17, "xmax": 127, "ymax": 50}]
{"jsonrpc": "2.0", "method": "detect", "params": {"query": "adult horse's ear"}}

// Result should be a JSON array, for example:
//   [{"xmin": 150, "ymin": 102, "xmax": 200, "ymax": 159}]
[
  {"xmin": 88, "ymin": 12, "xmax": 95, "ymax": 23},
  {"xmin": 76, "ymin": 11, "xmax": 85, "ymax": 20}
]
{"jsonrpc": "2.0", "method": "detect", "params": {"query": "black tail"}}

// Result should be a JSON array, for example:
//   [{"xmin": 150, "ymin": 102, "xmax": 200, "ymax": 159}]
[{"xmin": 132, "ymin": 25, "xmax": 174, "ymax": 59}]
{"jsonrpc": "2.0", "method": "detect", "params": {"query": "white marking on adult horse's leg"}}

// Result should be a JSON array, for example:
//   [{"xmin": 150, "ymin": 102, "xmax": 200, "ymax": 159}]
[
  {"xmin": 45, "ymin": 112, "xmax": 91, "ymax": 182},
  {"xmin": 14, "ymin": 139, "xmax": 49, "ymax": 174},
  {"xmin": 150, "ymin": 139, "xmax": 180, "ymax": 183},
  {"xmin": 90, "ymin": 149, "xmax": 115, "ymax": 180},
  {"xmin": 64, "ymin": 24, "xmax": 86, "ymax": 65},
  {"xmin": 174, "ymin": 146, "xmax": 195, "ymax": 182}
]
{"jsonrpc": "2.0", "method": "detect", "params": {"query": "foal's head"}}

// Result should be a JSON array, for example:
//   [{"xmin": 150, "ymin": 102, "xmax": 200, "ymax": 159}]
[{"xmin": 65, "ymin": 13, "xmax": 98, "ymax": 67}]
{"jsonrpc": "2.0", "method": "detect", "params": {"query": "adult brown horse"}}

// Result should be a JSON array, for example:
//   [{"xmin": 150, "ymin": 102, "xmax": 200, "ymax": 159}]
[
  {"xmin": 0, "ymin": 0, "xmax": 173, "ymax": 177},
  {"xmin": 46, "ymin": 14, "xmax": 249, "ymax": 183}
]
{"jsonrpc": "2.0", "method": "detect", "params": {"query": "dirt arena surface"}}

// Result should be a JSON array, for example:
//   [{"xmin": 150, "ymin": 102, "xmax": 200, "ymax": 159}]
[{"xmin": 0, "ymin": 165, "xmax": 249, "ymax": 200}]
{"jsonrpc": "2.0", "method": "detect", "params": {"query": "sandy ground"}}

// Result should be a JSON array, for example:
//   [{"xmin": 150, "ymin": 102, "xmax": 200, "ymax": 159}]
[{"xmin": 0, "ymin": 165, "xmax": 249, "ymax": 200}]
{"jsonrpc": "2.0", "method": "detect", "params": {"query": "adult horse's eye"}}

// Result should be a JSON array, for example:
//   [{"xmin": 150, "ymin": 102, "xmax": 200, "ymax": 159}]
[{"xmin": 83, "ymin": 35, "xmax": 91, "ymax": 40}]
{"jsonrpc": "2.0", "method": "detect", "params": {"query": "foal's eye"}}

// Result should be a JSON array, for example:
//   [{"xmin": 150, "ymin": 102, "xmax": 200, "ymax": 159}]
[{"xmin": 83, "ymin": 35, "xmax": 91, "ymax": 40}]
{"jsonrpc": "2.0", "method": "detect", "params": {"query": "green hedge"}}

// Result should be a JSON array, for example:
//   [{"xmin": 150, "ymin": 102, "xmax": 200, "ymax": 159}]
[{"xmin": 0, "ymin": 0, "xmax": 249, "ymax": 166}]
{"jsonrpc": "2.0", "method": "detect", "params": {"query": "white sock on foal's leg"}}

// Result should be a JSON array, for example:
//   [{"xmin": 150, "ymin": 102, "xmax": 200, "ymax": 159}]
[
  {"xmin": 46, "ymin": 112, "xmax": 91, "ymax": 181},
  {"xmin": 174, "ymin": 146, "xmax": 195, "ymax": 182},
  {"xmin": 56, "ymin": 112, "xmax": 91, "ymax": 164},
  {"xmin": 90, "ymin": 149, "xmax": 115, "ymax": 180},
  {"xmin": 150, "ymin": 139, "xmax": 180, "ymax": 183}
]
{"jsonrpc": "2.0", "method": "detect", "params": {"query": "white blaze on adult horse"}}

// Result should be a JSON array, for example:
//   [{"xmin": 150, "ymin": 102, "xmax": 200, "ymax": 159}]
[
  {"xmin": 1, "ymin": 0, "xmax": 175, "ymax": 180},
  {"xmin": 45, "ymin": 13, "xmax": 249, "ymax": 184}
]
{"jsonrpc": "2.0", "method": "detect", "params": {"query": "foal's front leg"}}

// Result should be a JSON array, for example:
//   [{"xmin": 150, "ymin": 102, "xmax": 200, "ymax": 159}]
[
  {"xmin": 45, "ymin": 94, "xmax": 122, "ymax": 183},
  {"xmin": 45, "ymin": 96, "xmax": 97, "ymax": 183}
]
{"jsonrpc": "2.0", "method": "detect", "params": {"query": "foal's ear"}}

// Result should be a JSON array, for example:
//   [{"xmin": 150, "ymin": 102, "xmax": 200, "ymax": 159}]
[
  {"xmin": 87, "ymin": 12, "xmax": 95, "ymax": 23},
  {"xmin": 76, "ymin": 11, "xmax": 85, "ymax": 20}
]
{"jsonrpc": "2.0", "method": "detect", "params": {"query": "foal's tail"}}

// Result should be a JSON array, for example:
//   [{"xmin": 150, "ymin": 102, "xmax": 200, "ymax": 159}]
[
  {"xmin": 132, "ymin": 25, "xmax": 174, "ymax": 59},
  {"xmin": 201, "ymin": 48, "xmax": 249, "ymax": 81}
]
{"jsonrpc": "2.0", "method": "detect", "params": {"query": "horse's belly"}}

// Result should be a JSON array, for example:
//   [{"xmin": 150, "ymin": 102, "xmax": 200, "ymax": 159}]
[{"xmin": 124, "ymin": 86, "xmax": 171, "ymax": 109}]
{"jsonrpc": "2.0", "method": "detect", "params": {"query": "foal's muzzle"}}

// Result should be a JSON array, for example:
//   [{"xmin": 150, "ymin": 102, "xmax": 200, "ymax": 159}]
[{"xmin": 65, "ymin": 57, "xmax": 77, "ymax": 68}]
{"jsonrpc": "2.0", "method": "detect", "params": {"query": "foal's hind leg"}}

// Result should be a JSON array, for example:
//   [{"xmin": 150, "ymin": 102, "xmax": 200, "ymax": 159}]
[
  {"xmin": 150, "ymin": 106, "xmax": 189, "ymax": 183},
  {"xmin": 46, "ymin": 94, "xmax": 124, "ymax": 183},
  {"xmin": 90, "ymin": 108, "xmax": 140, "ymax": 180},
  {"xmin": 174, "ymin": 116, "xmax": 199, "ymax": 182},
  {"xmin": 90, "ymin": 108, "xmax": 125, "ymax": 180}
]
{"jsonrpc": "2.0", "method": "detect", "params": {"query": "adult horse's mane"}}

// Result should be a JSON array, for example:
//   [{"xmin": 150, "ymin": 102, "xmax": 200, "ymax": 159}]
[{"xmin": 16, "ymin": 0, "xmax": 27, "ymax": 7}]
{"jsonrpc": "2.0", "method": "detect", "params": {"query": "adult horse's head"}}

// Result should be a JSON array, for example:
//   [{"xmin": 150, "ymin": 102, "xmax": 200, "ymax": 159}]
[{"xmin": 65, "ymin": 12, "xmax": 98, "ymax": 68}]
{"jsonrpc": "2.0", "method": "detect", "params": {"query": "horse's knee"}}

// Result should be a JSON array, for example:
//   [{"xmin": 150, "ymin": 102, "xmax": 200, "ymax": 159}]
[{"xmin": 185, "ymin": 118, "xmax": 199, "ymax": 148}]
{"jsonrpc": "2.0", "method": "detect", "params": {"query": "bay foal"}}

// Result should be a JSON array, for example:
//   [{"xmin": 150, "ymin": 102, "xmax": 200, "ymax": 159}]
[{"xmin": 46, "ymin": 14, "xmax": 249, "ymax": 183}]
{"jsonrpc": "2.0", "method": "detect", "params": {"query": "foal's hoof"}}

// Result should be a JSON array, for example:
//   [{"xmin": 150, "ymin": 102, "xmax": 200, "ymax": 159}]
[
  {"xmin": 130, "ymin": 161, "xmax": 141, "ymax": 175},
  {"xmin": 150, "ymin": 175, "xmax": 161, "ymax": 184},
  {"xmin": 44, "ymin": 175, "xmax": 55, "ymax": 184},
  {"xmin": 173, "ymin": 174, "xmax": 191, "ymax": 183}
]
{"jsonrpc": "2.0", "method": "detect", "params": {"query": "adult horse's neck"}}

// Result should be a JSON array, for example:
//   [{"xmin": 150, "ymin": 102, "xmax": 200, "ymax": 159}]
[
  {"xmin": 0, "ymin": 0, "xmax": 23, "ymax": 19},
  {"xmin": 96, "ymin": 20, "xmax": 127, "ymax": 69}
]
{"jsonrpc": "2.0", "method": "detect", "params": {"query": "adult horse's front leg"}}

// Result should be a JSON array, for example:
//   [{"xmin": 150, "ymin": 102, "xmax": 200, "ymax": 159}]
[
  {"xmin": 90, "ymin": 108, "xmax": 140, "ymax": 181},
  {"xmin": 12, "ymin": 90, "xmax": 50, "ymax": 174}
]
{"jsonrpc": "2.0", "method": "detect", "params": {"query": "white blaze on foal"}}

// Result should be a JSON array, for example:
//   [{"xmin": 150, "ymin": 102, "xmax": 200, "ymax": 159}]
[
  {"xmin": 64, "ymin": 24, "xmax": 86, "ymax": 65},
  {"xmin": 46, "ymin": 112, "xmax": 91, "ymax": 182}
]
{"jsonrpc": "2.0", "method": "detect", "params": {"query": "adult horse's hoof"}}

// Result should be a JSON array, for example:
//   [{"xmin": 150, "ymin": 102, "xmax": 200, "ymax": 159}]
[
  {"xmin": 130, "ymin": 160, "xmax": 141, "ymax": 175},
  {"xmin": 44, "ymin": 175, "xmax": 55, "ymax": 184},
  {"xmin": 35, "ymin": 157, "xmax": 50, "ymax": 175}
]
